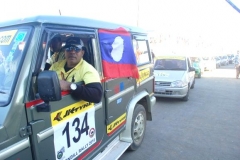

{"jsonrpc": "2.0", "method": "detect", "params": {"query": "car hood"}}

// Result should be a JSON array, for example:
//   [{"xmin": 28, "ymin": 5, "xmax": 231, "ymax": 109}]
[{"xmin": 154, "ymin": 70, "xmax": 186, "ymax": 82}]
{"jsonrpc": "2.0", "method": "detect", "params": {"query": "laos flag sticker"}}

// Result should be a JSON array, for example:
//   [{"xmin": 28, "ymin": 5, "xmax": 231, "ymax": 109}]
[{"xmin": 98, "ymin": 27, "xmax": 139, "ymax": 79}]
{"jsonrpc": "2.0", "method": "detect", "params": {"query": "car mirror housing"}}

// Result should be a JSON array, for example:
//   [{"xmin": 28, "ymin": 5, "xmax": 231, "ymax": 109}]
[{"xmin": 37, "ymin": 71, "xmax": 62, "ymax": 102}]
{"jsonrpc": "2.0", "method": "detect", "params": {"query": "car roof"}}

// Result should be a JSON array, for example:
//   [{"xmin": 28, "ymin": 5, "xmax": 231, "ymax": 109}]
[
  {"xmin": 156, "ymin": 55, "xmax": 187, "ymax": 59},
  {"xmin": 0, "ymin": 15, "xmax": 147, "ymax": 34}
]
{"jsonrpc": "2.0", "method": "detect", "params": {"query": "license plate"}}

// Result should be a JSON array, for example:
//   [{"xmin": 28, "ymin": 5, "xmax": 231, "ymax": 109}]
[{"xmin": 157, "ymin": 88, "xmax": 165, "ymax": 92}]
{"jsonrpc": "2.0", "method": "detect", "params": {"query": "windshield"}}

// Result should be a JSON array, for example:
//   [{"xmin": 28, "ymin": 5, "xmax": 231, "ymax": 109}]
[
  {"xmin": 202, "ymin": 57, "xmax": 210, "ymax": 60},
  {"xmin": 154, "ymin": 57, "xmax": 186, "ymax": 70},
  {"xmin": 0, "ymin": 28, "xmax": 31, "ymax": 106}
]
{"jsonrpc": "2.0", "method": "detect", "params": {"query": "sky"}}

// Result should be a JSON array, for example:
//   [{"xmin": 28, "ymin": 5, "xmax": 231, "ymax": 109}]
[{"xmin": 1, "ymin": 0, "xmax": 240, "ymax": 55}]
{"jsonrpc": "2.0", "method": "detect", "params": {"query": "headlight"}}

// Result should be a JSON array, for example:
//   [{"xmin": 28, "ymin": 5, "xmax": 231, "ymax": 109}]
[{"xmin": 171, "ymin": 80, "xmax": 187, "ymax": 88}]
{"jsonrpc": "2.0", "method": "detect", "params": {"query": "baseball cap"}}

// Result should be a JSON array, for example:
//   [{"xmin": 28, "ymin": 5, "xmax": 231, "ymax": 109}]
[{"xmin": 64, "ymin": 37, "xmax": 84, "ymax": 49}]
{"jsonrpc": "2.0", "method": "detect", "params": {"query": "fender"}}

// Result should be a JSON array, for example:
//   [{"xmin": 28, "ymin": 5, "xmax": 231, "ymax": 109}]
[{"xmin": 119, "ymin": 90, "xmax": 149, "ymax": 143}]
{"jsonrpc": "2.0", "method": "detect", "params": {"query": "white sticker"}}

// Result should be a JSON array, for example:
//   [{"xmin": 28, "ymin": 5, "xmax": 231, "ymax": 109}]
[
  {"xmin": 53, "ymin": 106, "xmax": 96, "ymax": 160},
  {"xmin": 158, "ymin": 72, "xmax": 169, "ymax": 77}
]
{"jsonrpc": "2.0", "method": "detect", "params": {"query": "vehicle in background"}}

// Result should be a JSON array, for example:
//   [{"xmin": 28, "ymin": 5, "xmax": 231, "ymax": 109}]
[
  {"xmin": 215, "ymin": 56, "xmax": 221, "ymax": 68},
  {"xmin": 190, "ymin": 56, "xmax": 205, "ymax": 77},
  {"xmin": 233, "ymin": 54, "xmax": 239, "ymax": 64},
  {"xmin": 202, "ymin": 56, "xmax": 217, "ymax": 71},
  {"xmin": 154, "ymin": 55, "xmax": 195, "ymax": 101},
  {"xmin": 219, "ymin": 56, "xmax": 226, "ymax": 66},
  {"xmin": 228, "ymin": 55, "xmax": 234, "ymax": 64},
  {"xmin": 220, "ymin": 55, "xmax": 229, "ymax": 65},
  {"xmin": 192, "ymin": 62, "xmax": 202, "ymax": 78}
]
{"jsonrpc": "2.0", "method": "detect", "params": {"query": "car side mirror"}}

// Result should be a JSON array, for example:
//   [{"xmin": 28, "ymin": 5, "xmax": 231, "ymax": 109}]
[
  {"xmin": 189, "ymin": 67, "xmax": 195, "ymax": 72},
  {"xmin": 37, "ymin": 71, "xmax": 62, "ymax": 112},
  {"xmin": 38, "ymin": 71, "xmax": 62, "ymax": 101}
]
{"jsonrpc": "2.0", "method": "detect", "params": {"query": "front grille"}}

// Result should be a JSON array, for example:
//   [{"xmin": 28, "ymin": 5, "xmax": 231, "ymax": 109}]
[
  {"xmin": 155, "ymin": 91, "xmax": 173, "ymax": 95},
  {"xmin": 155, "ymin": 81, "xmax": 171, "ymax": 87}
]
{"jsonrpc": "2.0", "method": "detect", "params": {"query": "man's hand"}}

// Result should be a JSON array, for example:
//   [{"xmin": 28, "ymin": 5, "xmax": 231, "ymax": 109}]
[{"xmin": 59, "ymin": 80, "xmax": 71, "ymax": 91}]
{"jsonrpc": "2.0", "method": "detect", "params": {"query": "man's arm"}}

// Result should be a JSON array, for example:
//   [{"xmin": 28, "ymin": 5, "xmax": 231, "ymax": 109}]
[
  {"xmin": 59, "ymin": 80, "xmax": 102, "ymax": 103},
  {"xmin": 71, "ymin": 82, "xmax": 103, "ymax": 103},
  {"xmin": 44, "ymin": 63, "xmax": 51, "ymax": 70}
]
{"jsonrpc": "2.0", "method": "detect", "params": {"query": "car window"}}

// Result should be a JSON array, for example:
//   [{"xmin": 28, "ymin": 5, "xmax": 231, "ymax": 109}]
[
  {"xmin": 0, "ymin": 27, "xmax": 31, "ymax": 106},
  {"xmin": 133, "ymin": 39, "xmax": 151, "ymax": 65},
  {"xmin": 154, "ymin": 57, "xmax": 186, "ymax": 70}
]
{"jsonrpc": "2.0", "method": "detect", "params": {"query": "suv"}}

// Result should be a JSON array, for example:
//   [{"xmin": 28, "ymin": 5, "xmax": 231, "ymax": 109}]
[
  {"xmin": 154, "ymin": 55, "xmax": 195, "ymax": 101},
  {"xmin": 0, "ymin": 15, "xmax": 156, "ymax": 160}
]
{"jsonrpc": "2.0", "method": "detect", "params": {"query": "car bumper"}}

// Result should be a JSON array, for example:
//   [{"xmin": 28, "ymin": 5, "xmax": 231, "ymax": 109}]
[
  {"xmin": 150, "ymin": 94, "xmax": 156, "ymax": 107},
  {"xmin": 195, "ymin": 74, "xmax": 200, "ymax": 77},
  {"xmin": 154, "ymin": 85, "xmax": 188, "ymax": 98}
]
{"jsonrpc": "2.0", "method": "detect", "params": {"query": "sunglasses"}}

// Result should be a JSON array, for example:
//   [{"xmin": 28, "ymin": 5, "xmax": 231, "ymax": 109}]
[{"xmin": 65, "ymin": 46, "xmax": 81, "ymax": 52}]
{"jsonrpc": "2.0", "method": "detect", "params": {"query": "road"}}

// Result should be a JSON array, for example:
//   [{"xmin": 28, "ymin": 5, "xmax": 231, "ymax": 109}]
[{"xmin": 119, "ymin": 64, "xmax": 240, "ymax": 160}]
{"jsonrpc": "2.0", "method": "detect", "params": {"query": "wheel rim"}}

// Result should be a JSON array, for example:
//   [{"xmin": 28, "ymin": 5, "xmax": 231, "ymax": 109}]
[{"xmin": 133, "ymin": 111, "xmax": 145, "ymax": 144}]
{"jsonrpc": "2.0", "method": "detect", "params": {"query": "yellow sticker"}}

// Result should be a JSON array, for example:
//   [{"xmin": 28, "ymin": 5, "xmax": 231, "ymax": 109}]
[
  {"xmin": 0, "ymin": 30, "xmax": 17, "ymax": 45},
  {"xmin": 156, "ymin": 56, "xmax": 185, "ymax": 60},
  {"xmin": 137, "ymin": 68, "xmax": 150, "ymax": 83},
  {"xmin": 107, "ymin": 113, "xmax": 126, "ymax": 134},
  {"xmin": 51, "ymin": 101, "xmax": 94, "ymax": 126}
]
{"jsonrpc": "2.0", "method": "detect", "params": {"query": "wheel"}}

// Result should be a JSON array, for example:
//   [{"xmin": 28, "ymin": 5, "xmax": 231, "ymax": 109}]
[
  {"xmin": 190, "ymin": 79, "xmax": 195, "ymax": 89},
  {"xmin": 128, "ymin": 104, "xmax": 146, "ymax": 151},
  {"xmin": 198, "ymin": 73, "xmax": 201, "ymax": 78},
  {"xmin": 182, "ymin": 86, "xmax": 189, "ymax": 101}
]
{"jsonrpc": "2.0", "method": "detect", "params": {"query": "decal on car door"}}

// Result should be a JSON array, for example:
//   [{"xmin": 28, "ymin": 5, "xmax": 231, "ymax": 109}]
[{"xmin": 50, "ymin": 101, "xmax": 96, "ymax": 160}]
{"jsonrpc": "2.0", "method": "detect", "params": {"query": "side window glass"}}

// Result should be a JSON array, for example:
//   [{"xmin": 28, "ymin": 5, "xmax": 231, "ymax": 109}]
[
  {"xmin": 42, "ymin": 33, "xmax": 95, "ymax": 71},
  {"xmin": 133, "ymin": 39, "xmax": 150, "ymax": 65}
]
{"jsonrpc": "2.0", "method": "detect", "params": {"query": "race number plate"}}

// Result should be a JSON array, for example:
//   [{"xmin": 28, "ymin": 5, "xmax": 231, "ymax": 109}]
[{"xmin": 51, "ymin": 101, "xmax": 96, "ymax": 160}]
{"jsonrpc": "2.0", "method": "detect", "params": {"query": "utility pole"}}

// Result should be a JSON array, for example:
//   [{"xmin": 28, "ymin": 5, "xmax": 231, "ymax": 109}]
[{"xmin": 137, "ymin": 0, "xmax": 140, "ymax": 26}]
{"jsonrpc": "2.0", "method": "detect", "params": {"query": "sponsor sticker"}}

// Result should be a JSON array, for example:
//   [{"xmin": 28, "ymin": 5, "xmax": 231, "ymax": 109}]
[
  {"xmin": 51, "ymin": 101, "xmax": 96, "ymax": 159},
  {"xmin": 157, "ymin": 72, "xmax": 170, "ymax": 77},
  {"xmin": 107, "ymin": 113, "xmax": 126, "ymax": 134},
  {"xmin": 0, "ymin": 30, "xmax": 17, "ymax": 45},
  {"xmin": 137, "ymin": 68, "xmax": 150, "ymax": 83}
]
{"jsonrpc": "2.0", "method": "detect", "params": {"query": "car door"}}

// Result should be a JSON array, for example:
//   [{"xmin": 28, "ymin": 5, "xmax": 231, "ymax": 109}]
[
  {"xmin": 24, "ymin": 27, "xmax": 105, "ymax": 160},
  {"xmin": 187, "ymin": 57, "xmax": 195, "ymax": 86},
  {"xmin": 98, "ymin": 28, "xmax": 136, "ymax": 137}
]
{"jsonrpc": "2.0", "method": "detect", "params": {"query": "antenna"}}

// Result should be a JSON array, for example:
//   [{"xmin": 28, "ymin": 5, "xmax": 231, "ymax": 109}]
[{"xmin": 59, "ymin": 9, "xmax": 61, "ymax": 16}]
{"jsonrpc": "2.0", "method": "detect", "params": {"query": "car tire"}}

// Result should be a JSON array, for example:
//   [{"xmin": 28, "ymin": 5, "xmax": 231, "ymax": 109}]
[
  {"xmin": 190, "ymin": 79, "xmax": 195, "ymax": 89},
  {"xmin": 182, "ymin": 86, "xmax": 189, "ymax": 101},
  {"xmin": 198, "ymin": 73, "xmax": 201, "ymax": 78},
  {"xmin": 128, "ymin": 104, "xmax": 146, "ymax": 151}
]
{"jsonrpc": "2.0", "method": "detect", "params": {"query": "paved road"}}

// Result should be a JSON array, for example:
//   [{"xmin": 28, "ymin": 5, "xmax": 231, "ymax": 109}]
[{"xmin": 119, "ymin": 64, "xmax": 240, "ymax": 160}]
